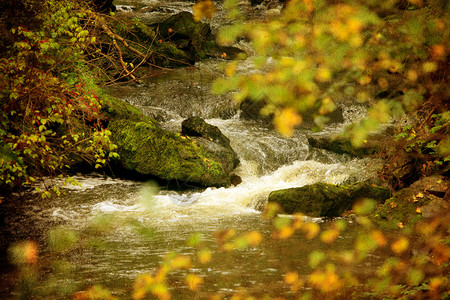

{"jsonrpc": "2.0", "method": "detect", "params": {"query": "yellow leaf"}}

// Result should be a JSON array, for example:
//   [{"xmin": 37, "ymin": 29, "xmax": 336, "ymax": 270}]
[
  {"xmin": 346, "ymin": 18, "xmax": 363, "ymax": 33},
  {"xmin": 371, "ymin": 230, "xmax": 387, "ymax": 247},
  {"xmin": 169, "ymin": 255, "xmax": 191, "ymax": 270},
  {"xmin": 245, "ymin": 230, "xmax": 262, "ymax": 246},
  {"xmin": 284, "ymin": 271, "xmax": 299, "ymax": 284},
  {"xmin": 318, "ymin": 97, "xmax": 337, "ymax": 115},
  {"xmin": 192, "ymin": 0, "xmax": 216, "ymax": 22},
  {"xmin": 358, "ymin": 75, "xmax": 372, "ymax": 86},
  {"xmin": 273, "ymin": 108, "xmax": 302, "ymax": 137},
  {"xmin": 263, "ymin": 202, "xmax": 281, "ymax": 219},
  {"xmin": 9, "ymin": 241, "xmax": 39, "ymax": 265},
  {"xmin": 416, "ymin": 207, "xmax": 422, "ymax": 214},
  {"xmin": 197, "ymin": 249, "xmax": 212, "ymax": 264},
  {"xmin": 391, "ymin": 237, "xmax": 409, "ymax": 254},
  {"xmin": 377, "ymin": 77, "xmax": 389, "ymax": 89},
  {"xmin": 301, "ymin": 222, "xmax": 320, "ymax": 239},
  {"xmin": 284, "ymin": 271, "xmax": 303, "ymax": 292},
  {"xmin": 277, "ymin": 226, "xmax": 294, "ymax": 239},
  {"xmin": 225, "ymin": 62, "xmax": 237, "ymax": 77},
  {"xmin": 407, "ymin": 69, "xmax": 418, "ymax": 81},
  {"xmin": 320, "ymin": 229, "xmax": 339, "ymax": 244},
  {"xmin": 422, "ymin": 62, "xmax": 437, "ymax": 73},
  {"xmin": 315, "ymin": 67, "xmax": 331, "ymax": 82},
  {"xmin": 186, "ymin": 274, "xmax": 204, "ymax": 291},
  {"xmin": 429, "ymin": 277, "xmax": 443, "ymax": 289},
  {"xmin": 151, "ymin": 283, "xmax": 170, "ymax": 300}
]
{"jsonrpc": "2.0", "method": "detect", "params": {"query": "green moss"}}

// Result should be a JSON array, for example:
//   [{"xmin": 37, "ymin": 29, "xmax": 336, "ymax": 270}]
[
  {"xmin": 108, "ymin": 119, "xmax": 230, "ymax": 187},
  {"xmin": 268, "ymin": 182, "xmax": 390, "ymax": 217},
  {"xmin": 370, "ymin": 194, "xmax": 429, "ymax": 231},
  {"xmin": 307, "ymin": 136, "xmax": 378, "ymax": 157},
  {"xmin": 102, "ymin": 96, "xmax": 155, "ymax": 124}
]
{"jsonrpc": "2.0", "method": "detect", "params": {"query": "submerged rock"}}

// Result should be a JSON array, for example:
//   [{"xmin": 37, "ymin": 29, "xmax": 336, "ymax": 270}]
[
  {"xmin": 239, "ymin": 98, "xmax": 344, "ymax": 128},
  {"xmin": 307, "ymin": 133, "xmax": 384, "ymax": 157},
  {"xmin": 103, "ymin": 98, "xmax": 236, "ymax": 187},
  {"xmin": 268, "ymin": 182, "xmax": 391, "ymax": 217}
]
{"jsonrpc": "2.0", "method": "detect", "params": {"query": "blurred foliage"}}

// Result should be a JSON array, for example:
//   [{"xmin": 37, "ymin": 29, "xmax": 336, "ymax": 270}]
[
  {"xmin": 210, "ymin": 0, "xmax": 448, "ymax": 146},
  {"xmin": 8, "ymin": 200, "xmax": 449, "ymax": 299},
  {"xmin": 208, "ymin": 0, "xmax": 449, "ymax": 189}
]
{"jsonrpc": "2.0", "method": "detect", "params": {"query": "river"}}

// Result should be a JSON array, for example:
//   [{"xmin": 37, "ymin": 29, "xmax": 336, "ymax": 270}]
[{"xmin": 1, "ymin": 1, "xmax": 385, "ymax": 299}]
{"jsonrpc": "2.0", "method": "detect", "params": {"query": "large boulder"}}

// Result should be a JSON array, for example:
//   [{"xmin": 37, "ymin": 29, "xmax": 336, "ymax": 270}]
[
  {"xmin": 268, "ymin": 182, "xmax": 391, "ymax": 217},
  {"xmin": 148, "ymin": 12, "xmax": 246, "ymax": 63},
  {"xmin": 103, "ymin": 98, "xmax": 237, "ymax": 187},
  {"xmin": 182, "ymin": 116, "xmax": 240, "ymax": 173}
]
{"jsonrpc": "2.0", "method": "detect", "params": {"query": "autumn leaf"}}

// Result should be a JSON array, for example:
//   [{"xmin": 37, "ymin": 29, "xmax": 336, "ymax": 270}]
[
  {"xmin": 245, "ymin": 230, "xmax": 262, "ymax": 246},
  {"xmin": 301, "ymin": 222, "xmax": 320, "ymax": 239},
  {"xmin": 320, "ymin": 228, "xmax": 340, "ymax": 244},
  {"xmin": 284, "ymin": 271, "xmax": 303, "ymax": 292},
  {"xmin": 277, "ymin": 226, "xmax": 295, "ymax": 239},
  {"xmin": 197, "ymin": 248, "xmax": 212, "ymax": 264},
  {"xmin": 318, "ymin": 97, "xmax": 337, "ymax": 115},
  {"xmin": 169, "ymin": 255, "xmax": 191, "ymax": 269},
  {"xmin": 186, "ymin": 273, "xmax": 204, "ymax": 291},
  {"xmin": 371, "ymin": 230, "xmax": 387, "ymax": 247},
  {"xmin": 273, "ymin": 107, "xmax": 302, "ymax": 137},
  {"xmin": 192, "ymin": 0, "xmax": 216, "ymax": 22},
  {"xmin": 9, "ymin": 241, "xmax": 39, "ymax": 265},
  {"xmin": 391, "ymin": 237, "xmax": 409, "ymax": 254}
]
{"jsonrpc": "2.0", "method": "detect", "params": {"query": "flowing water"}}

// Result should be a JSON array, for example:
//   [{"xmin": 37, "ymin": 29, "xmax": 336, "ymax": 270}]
[{"xmin": 1, "ymin": 1, "xmax": 385, "ymax": 298}]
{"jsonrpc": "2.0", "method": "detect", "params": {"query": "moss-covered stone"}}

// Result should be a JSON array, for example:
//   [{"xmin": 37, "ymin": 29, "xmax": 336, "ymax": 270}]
[
  {"xmin": 146, "ymin": 12, "xmax": 246, "ymax": 63},
  {"xmin": 101, "ymin": 97, "xmax": 238, "ymax": 187},
  {"xmin": 307, "ymin": 134, "xmax": 382, "ymax": 157},
  {"xmin": 108, "ymin": 118, "xmax": 232, "ymax": 187},
  {"xmin": 370, "ymin": 175, "xmax": 449, "ymax": 230},
  {"xmin": 182, "ymin": 117, "xmax": 228, "ymax": 145},
  {"xmin": 182, "ymin": 116, "xmax": 240, "ymax": 172},
  {"xmin": 268, "ymin": 182, "xmax": 391, "ymax": 217},
  {"xmin": 102, "ymin": 96, "xmax": 150, "ymax": 123}
]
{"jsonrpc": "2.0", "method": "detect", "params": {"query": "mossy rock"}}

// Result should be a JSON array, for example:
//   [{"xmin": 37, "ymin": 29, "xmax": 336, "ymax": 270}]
[
  {"xmin": 108, "ymin": 119, "xmax": 232, "ymax": 187},
  {"xmin": 370, "ymin": 175, "xmax": 449, "ymax": 230},
  {"xmin": 268, "ymin": 182, "xmax": 391, "ymax": 217},
  {"xmin": 182, "ymin": 116, "xmax": 231, "ymax": 151},
  {"xmin": 307, "ymin": 134, "xmax": 381, "ymax": 157},
  {"xmin": 182, "ymin": 116, "xmax": 240, "ymax": 172},
  {"xmin": 102, "ymin": 96, "xmax": 150, "ymax": 123},
  {"xmin": 147, "ymin": 12, "xmax": 246, "ymax": 62}
]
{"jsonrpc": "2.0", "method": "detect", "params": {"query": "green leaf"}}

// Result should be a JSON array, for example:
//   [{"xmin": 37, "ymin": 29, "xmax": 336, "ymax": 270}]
[{"xmin": 309, "ymin": 251, "xmax": 326, "ymax": 268}]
